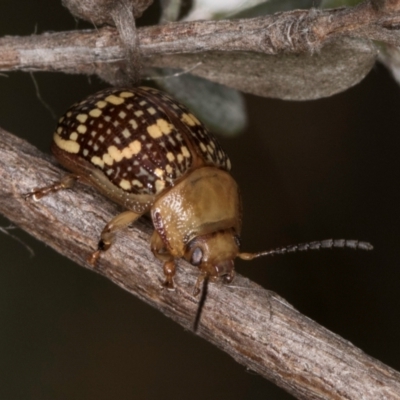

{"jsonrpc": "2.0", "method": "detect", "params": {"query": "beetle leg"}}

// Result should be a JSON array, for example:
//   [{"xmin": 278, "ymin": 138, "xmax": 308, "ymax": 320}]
[
  {"xmin": 88, "ymin": 210, "xmax": 140, "ymax": 265},
  {"xmin": 193, "ymin": 273, "xmax": 206, "ymax": 296},
  {"xmin": 150, "ymin": 230, "xmax": 176, "ymax": 290},
  {"xmin": 24, "ymin": 174, "xmax": 80, "ymax": 201},
  {"xmin": 162, "ymin": 260, "xmax": 176, "ymax": 291}
]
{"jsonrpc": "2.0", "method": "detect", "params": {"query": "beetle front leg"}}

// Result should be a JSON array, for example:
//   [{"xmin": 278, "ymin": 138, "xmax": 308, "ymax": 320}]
[
  {"xmin": 88, "ymin": 210, "xmax": 140, "ymax": 265},
  {"xmin": 162, "ymin": 261, "xmax": 176, "ymax": 291},
  {"xmin": 150, "ymin": 230, "xmax": 176, "ymax": 290}
]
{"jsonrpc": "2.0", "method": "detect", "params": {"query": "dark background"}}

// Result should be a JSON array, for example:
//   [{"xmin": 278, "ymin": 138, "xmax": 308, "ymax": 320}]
[{"xmin": 1, "ymin": 1, "xmax": 400, "ymax": 399}]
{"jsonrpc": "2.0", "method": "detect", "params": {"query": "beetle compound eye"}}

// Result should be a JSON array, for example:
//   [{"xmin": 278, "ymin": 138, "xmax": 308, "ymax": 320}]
[{"xmin": 191, "ymin": 247, "xmax": 203, "ymax": 266}]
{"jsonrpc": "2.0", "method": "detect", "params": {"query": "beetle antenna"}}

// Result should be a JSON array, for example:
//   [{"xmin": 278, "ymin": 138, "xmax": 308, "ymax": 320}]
[{"xmin": 238, "ymin": 239, "xmax": 373, "ymax": 261}]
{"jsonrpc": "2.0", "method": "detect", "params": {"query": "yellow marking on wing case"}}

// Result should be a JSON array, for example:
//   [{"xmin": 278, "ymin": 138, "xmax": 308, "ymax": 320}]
[
  {"xmin": 77, "ymin": 124, "xmax": 87, "ymax": 134},
  {"xmin": 154, "ymin": 168, "xmax": 164, "ymax": 178},
  {"xmin": 89, "ymin": 108, "xmax": 102, "ymax": 118},
  {"xmin": 91, "ymin": 156, "xmax": 105, "ymax": 168},
  {"xmin": 147, "ymin": 124, "xmax": 162, "ymax": 139},
  {"xmin": 102, "ymin": 153, "xmax": 114, "ymax": 166},
  {"xmin": 76, "ymin": 114, "xmax": 88, "ymax": 123},
  {"xmin": 53, "ymin": 133, "xmax": 80, "ymax": 154},
  {"xmin": 132, "ymin": 179, "xmax": 143, "ymax": 187},
  {"xmin": 155, "ymin": 179, "xmax": 166, "ymax": 193},
  {"xmin": 129, "ymin": 119, "xmax": 138, "ymax": 129},
  {"xmin": 122, "ymin": 128, "xmax": 131, "ymax": 138},
  {"xmin": 129, "ymin": 140, "xmax": 141, "ymax": 155},
  {"xmin": 119, "ymin": 91, "xmax": 134, "ymax": 98},
  {"xmin": 107, "ymin": 145, "xmax": 123, "ymax": 162},
  {"xmin": 96, "ymin": 100, "xmax": 107, "ymax": 109},
  {"xmin": 181, "ymin": 146, "xmax": 190, "ymax": 158},
  {"xmin": 181, "ymin": 113, "xmax": 195, "ymax": 127},
  {"xmin": 119, "ymin": 179, "xmax": 132, "ymax": 190},
  {"xmin": 189, "ymin": 113, "xmax": 201, "ymax": 125},
  {"xmin": 105, "ymin": 95, "xmax": 124, "ymax": 105},
  {"xmin": 157, "ymin": 118, "xmax": 172, "ymax": 135}
]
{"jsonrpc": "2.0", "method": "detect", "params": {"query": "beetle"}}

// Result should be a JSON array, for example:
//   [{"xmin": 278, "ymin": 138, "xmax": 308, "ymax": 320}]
[{"xmin": 25, "ymin": 87, "xmax": 373, "ymax": 294}]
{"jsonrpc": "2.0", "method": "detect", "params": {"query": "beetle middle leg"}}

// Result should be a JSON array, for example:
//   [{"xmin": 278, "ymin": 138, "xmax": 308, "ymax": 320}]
[
  {"xmin": 88, "ymin": 210, "xmax": 140, "ymax": 265},
  {"xmin": 24, "ymin": 174, "xmax": 80, "ymax": 201}
]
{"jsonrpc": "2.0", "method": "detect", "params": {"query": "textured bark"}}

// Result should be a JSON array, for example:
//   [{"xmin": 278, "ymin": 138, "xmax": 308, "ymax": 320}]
[
  {"xmin": 1, "ymin": 1, "xmax": 400, "ymax": 71},
  {"xmin": 0, "ymin": 5, "xmax": 387, "ymax": 69},
  {"xmin": 1, "ymin": 126, "xmax": 400, "ymax": 399},
  {"xmin": 2, "ymin": 1, "xmax": 400, "ymax": 98},
  {"xmin": 4, "ymin": 1, "xmax": 400, "ymax": 98},
  {"xmin": 61, "ymin": 0, "xmax": 153, "ymax": 25}
]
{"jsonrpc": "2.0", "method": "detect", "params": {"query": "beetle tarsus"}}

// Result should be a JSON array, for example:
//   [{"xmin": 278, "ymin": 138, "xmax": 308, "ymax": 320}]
[
  {"xmin": 163, "ymin": 260, "xmax": 176, "ymax": 291},
  {"xmin": 162, "ymin": 261, "xmax": 176, "ymax": 291},
  {"xmin": 162, "ymin": 279, "xmax": 176, "ymax": 291},
  {"xmin": 24, "ymin": 174, "xmax": 79, "ymax": 202},
  {"xmin": 87, "ymin": 249, "xmax": 101, "ymax": 266}
]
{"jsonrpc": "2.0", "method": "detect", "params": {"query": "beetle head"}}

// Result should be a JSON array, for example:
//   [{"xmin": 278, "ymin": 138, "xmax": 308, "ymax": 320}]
[{"xmin": 184, "ymin": 229, "xmax": 240, "ymax": 295}]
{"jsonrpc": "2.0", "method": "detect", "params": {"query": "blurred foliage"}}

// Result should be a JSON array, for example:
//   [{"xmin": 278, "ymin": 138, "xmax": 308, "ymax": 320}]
[
  {"xmin": 151, "ymin": 69, "xmax": 247, "ymax": 136},
  {"xmin": 232, "ymin": 0, "xmax": 322, "ymax": 19},
  {"xmin": 320, "ymin": 0, "xmax": 363, "ymax": 8}
]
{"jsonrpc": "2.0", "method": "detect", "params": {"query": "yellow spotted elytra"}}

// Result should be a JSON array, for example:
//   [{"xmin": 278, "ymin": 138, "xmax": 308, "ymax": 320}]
[{"xmin": 26, "ymin": 87, "xmax": 373, "ymax": 295}]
